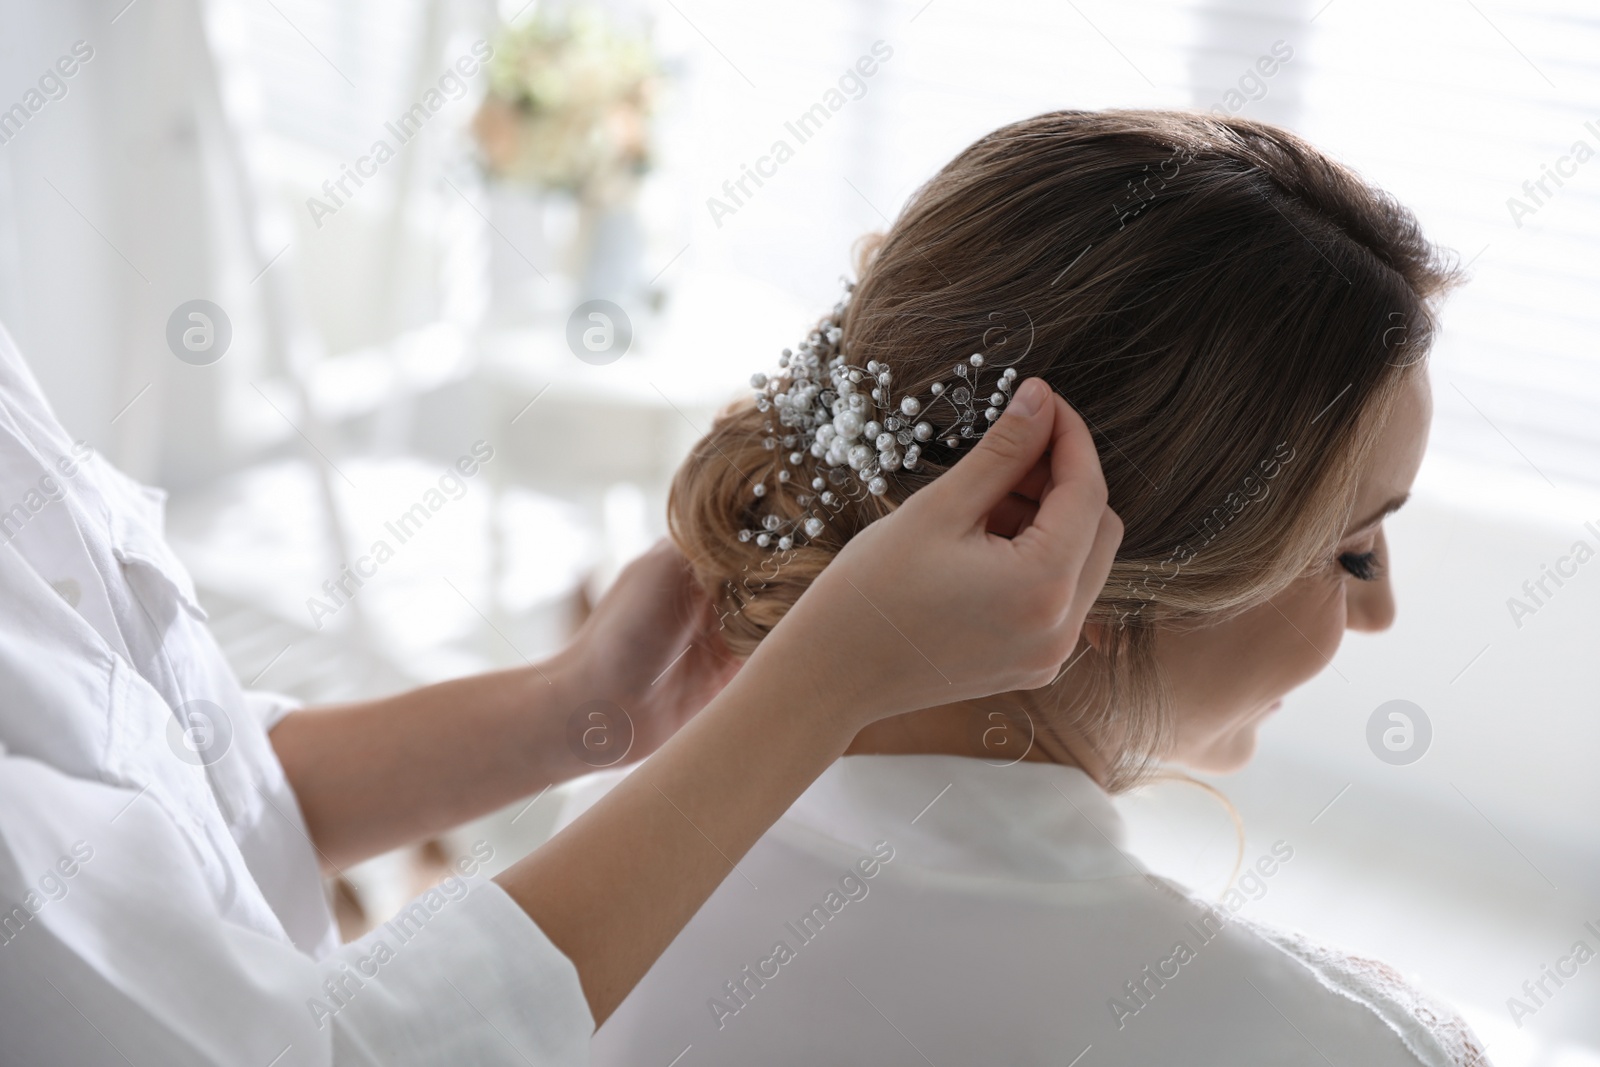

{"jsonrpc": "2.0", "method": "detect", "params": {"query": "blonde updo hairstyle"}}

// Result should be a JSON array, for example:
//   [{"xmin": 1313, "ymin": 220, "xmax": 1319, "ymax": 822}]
[{"xmin": 669, "ymin": 110, "xmax": 1459, "ymax": 791}]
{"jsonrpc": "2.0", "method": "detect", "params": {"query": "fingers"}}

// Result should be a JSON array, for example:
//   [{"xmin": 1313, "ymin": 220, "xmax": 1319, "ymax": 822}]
[
  {"xmin": 1069, "ymin": 506, "xmax": 1123, "ymax": 631},
  {"xmin": 1007, "ymin": 454, "xmax": 1054, "ymax": 504},
  {"xmin": 984, "ymin": 494, "xmax": 1040, "ymax": 538},
  {"xmin": 1012, "ymin": 392, "xmax": 1111, "ymax": 570},
  {"xmin": 983, "ymin": 455, "xmax": 1052, "ymax": 536},
  {"xmin": 917, "ymin": 378, "xmax": 1058, "ymax": 529}
]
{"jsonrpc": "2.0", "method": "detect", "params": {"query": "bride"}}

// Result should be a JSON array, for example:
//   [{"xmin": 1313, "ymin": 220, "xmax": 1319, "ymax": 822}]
[{"xmin": 569, "ymin": 110, "xmax": 1485, "ymax": 1065}]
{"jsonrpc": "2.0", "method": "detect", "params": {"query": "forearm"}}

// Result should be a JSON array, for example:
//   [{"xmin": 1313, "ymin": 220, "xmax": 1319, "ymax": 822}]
[
  {"xmin": 271, "ymin": 659, "xmax": 588, "ymax": 870},
  {"xmin": 494, "ymin": 649, "xmax": 854, "ymax": 1026}
]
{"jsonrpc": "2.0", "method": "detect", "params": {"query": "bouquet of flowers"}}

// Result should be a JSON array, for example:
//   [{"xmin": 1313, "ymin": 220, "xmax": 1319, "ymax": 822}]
[{"xmin": 472, "ymin": 7, "xmax": 659, "ymax": 206}]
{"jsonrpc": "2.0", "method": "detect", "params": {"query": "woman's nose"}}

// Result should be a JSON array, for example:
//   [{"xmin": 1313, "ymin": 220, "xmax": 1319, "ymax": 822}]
[
  {"xmin": 1347, "ymin": 578, "xmax": 1395, "ymax": 633},
  {"xmin": 1346, "ymin": 532, "xmax": 1396, "ymax": 633}
]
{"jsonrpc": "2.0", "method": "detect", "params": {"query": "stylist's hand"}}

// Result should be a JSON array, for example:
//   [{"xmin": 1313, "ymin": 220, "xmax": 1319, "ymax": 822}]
[
  {"xmin": 563, "ymin": 542, "xmax": 740, "ymax": 761},
  {"xmin": 755, "ymin": 377, "xmax": 1121, "ymax": 730},
  {"xmin": 500, "ymin": 379, "xmax": 1116, "ymax": 1026}
]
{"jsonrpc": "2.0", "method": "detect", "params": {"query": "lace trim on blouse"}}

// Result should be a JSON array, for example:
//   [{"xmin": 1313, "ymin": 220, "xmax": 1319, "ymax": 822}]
[{"xmin": 1238, "ymin": 915, "xmax": 1490, "ymax": 1067}]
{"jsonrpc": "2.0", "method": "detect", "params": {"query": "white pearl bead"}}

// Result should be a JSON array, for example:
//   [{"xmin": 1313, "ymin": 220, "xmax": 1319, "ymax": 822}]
[
  {"xmin": 822, "ymin": 491, "xmax": 837, "ymax": 505},
  {"xmin": 913, "ymin": 421, "xmax": 933, "ymax": 441},
  {"xmin": 753, "ymin": 483, "xmax": 767, "ymax": 497},
  {"xmin": 750, "ymin": 372, "xmax": 769, "ymax": 388},
  {"xmin": 778, "ymin": 536, "xmax": 793, "ymax": 550},
  {"xmin": 970, "ymin": 353, "xmax": 984, "ymax": 367},
  {"xmin": 863, "ymin": 420, "xmax": 882, "ymax": 441},
  {"xmin": 804, "ymin": 517, "xmax": 825, "ymax": 537},
  {"xmin": 986, "ymin": 407, "xmax": 1001, "ymax": 421},
  {"xmin": 834, "ymin": 411, "xmax": 863, "ymax": 438},
  {"xmin": 812, "ymin": 477, "xmax": 825, "ymax": 490},
  {"xmin": 848, "ymin": 444, "xmax": 872, "ymax": 470},
  {"xmin": 756, "ymin": 533, "xmax": 771, "ymax": 547},
  {"xmin": 867, "ymin": 476, "xmax": 888, "ymax": 496},
  {"xmin": 876, "ymin": 432, "xmax": 896, "ymax": 451},
  {"xmin": 778, "ymin": 470, "xmax": 791, "ymax": 482},
  {"xmin": 991, "ymin": 392, "xmax": 1005, "ymax": 406},
  {"xmin": 930, "ymin": 382, "xmax": 944, "ymax": 395},
  {"xmin": 904, "ymin": 444, "xmax": 921, "ymax": 467},
  {"xmin": 900, "ymin": 396, "xmax": 921, "ymax": 416}
]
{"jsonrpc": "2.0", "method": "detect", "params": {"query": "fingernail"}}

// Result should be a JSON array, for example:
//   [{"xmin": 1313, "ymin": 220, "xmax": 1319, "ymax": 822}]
[{"xmin": 1010, "ymin": 377, "xmax": 1047, "ymax": 418}]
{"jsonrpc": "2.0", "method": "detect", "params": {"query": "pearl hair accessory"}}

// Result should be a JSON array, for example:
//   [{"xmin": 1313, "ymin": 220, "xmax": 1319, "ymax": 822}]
[{"xmin": 735, "ymin": 277, "xmax": 1025, "ymax": 551}]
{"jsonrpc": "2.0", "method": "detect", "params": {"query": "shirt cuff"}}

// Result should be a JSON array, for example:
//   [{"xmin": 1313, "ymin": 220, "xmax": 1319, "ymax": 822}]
[
  {"xmin": 331, "ymin": 879, "xmax": 593, "ymax": 1066},
  {"xmin": 243, "ymin": 688, "xmax": 303, "ymax": 733}
]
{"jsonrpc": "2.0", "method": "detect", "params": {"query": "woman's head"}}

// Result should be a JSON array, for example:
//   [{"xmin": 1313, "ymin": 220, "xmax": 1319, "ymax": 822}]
[{"xmin": 670, "ymin": 109, "xmax": 1458, "ymax": 790}]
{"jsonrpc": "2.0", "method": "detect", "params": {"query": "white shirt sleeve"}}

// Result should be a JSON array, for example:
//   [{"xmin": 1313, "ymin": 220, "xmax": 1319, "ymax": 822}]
[
  {"xmin": 243, "ymin": 688, "xmax": 304, "ymax": 734},
  {"xmin": 0, "ymin": 751, "xmax": 593, "ymax": 1067},
  {"xmin": 0, "ymin": 324, "xmax": 594, "ymax": 1064}
]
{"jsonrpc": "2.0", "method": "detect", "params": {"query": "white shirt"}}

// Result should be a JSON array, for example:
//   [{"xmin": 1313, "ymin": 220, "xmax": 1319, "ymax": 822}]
[
  {"xmin": 0, "ymin": 325, "xmax": 591, "ymax": 1066},
  {"xmin": 565, "ymin": 754, "xmax": 1487, "ymax": 1067}
]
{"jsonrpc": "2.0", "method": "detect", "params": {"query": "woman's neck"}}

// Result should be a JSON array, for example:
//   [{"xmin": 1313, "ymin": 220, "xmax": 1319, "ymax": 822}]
[{"xmin": 843, "ymin": 698, "xmax": 1103, "ymax": 780}]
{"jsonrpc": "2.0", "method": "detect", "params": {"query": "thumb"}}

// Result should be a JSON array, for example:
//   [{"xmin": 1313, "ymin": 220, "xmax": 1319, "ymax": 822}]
[{"xmin": 916, "ymin": 377, "xmax": 1056, "ymax": 528}]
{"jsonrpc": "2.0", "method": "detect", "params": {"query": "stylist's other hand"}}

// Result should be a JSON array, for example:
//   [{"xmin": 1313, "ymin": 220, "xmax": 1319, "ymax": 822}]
[
  {"xmin": 563, "ymin": 541, "xmax": 741, "ymax": 761},
  {"xmin": 755, "ymin": 377, "xmax": 1121, "ymax": 730}
]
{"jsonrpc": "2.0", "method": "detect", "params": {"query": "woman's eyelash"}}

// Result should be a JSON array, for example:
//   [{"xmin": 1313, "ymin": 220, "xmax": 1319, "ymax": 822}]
[{"xmin": 1338, "ymin": 550, "xmax": 1382, "ymax": 581}]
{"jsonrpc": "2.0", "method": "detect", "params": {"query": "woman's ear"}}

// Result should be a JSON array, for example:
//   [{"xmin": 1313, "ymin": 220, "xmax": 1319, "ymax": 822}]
[{"xmin": 1080, "ymin": 622, "xmax": 1108, "ymax": 654}]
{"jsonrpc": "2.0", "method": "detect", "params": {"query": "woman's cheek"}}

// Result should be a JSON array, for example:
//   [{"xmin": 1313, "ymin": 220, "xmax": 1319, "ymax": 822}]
[{"xmin": 1273, "ymin": 575, "xmax": 1350, "ymax": 687}]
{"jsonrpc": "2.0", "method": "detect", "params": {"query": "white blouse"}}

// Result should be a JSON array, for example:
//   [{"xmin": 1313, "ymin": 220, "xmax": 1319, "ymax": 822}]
[
  {"xmin": 564, "ymin": 753, "xmax": 1487, "ymax": 1067},
  {"xmin": 0, "ymin": 326, "xmax": 590, "ymax": 1066}
]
